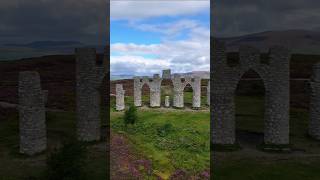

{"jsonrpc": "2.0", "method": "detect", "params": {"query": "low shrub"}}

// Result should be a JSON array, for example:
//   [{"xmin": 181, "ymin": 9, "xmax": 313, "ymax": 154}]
[
  {"xmin": 46, "ymin": 139, "xmax": 88, "ymax": 180},
  {"xmin": 123, "ymin": 105, "xmax": 137, "ymax": 126}
]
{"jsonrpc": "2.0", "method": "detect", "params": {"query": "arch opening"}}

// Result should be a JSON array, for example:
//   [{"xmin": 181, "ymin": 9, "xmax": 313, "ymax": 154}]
[
  {"xmin": 184, "ymin": 83, "xmax": 193, "ymax": 108},
  {"xmin": 141, "ymin": 83, "xmax": 150, "ymax": 107},
  {"xmin": 161, "ymin": 79, "xmax": 174, "ymax": 106},
  {"xmin": 235, "ymin": 69, "xmax": 266, "ymax": 147}
]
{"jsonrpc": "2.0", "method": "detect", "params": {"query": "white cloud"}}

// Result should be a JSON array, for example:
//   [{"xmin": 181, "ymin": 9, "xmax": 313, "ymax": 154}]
[
  {"xmin": 111, "ymin": 1, "xmax": 209, "ymax": 20},
  {"xmin": 111, "ymin": 19, "xmax": 210, "ymax": 76},
  {"xmin": 110, "ymin": 55, "xmax": 170, "ymax": 75}
]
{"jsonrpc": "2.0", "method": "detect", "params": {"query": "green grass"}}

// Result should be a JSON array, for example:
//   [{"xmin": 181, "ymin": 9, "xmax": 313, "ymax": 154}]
[
  {"xmin": 110, "ymin": 94, "xmax": 210, "ymax": 179},
  {"xmin": 213, "ymin": 95, "xmax": 320, "ymax": 180},
  {"xmin": 0, "ymin": 111, "xmax": 107, "ymax": 179},
  {"xmin": 213, "ymin": 158, "xmax": 320, "ymax": 180}
]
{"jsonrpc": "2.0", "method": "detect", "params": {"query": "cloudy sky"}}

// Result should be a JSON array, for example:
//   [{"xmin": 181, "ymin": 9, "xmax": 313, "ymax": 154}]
[
  {"xmin": 0, "ymin": 0, "xmax": 107, "ymax": 45},
  {"xmin": 1, "ymin": 0, "xmax": 319, "ymax": 62},
  {"xmin": 110, "ymin": 1, "xmax": 210, "ymax": 76},
  {"xmin": 213, "ymin": 0, "xmax": 320, "ymax": 37}
]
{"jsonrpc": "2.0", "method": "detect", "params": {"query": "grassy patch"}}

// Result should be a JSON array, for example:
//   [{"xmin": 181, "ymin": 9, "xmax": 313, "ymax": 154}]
[
  {"xmin": 110, "ymin": 108, "xmax": 210, "ymax": 178},
  {"xmin": 0, "ymin": 110, "xmax": 107, "ymax": 179},
  {"xmin": 212, "ymin": 143, "xmax": 241, "ymax": 152},
  {"xmin": 213, "ymin": 95, "xmax": 320, "ymax": 179},
  {"xmin": 213, "ymin": 158, "xmax": 320, "ymax": 180}
]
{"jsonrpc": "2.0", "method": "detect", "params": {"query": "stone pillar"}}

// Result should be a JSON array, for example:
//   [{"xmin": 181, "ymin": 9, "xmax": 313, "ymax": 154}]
[
  {"xmin": 19, "ymin": 71, "xmax": 46, "ymax": 155},
  {"xmin": 149, "ymin": 74, "xmax": 162, "ymax": 107},
  {"xmin": 309, "ymin": 63, "xmax": 320, "ymax": 140},
  {"xmin": 264, "ymin": 46, "xmax": 290, "ymax": 145},
  {"xmin": 162, "ymin": 69, "xmax": 171, "ymax": 79},
  {"xmin": 165, "ymin": 96, "xmax": 170, "ymax": 107},
  {"xmin": 172, "ymin": 74, "xmax": 185, "ymax": 108},
  {"xmin": 191, "ymin": 77, "xmax": 201, "ymax": 108},
  {"xmin": 76, "ymin": 48, "xmax": 105, "ymax": 142},
  {"xmin": 116, "ymin": 84, "xmax": 125, "ymax": 111},
  {"xmin": 207, "ymin": 81, "xmax": 210, "ymax": 106},
  {"xmin": 212, "ymin": 92, "xmax": 235, "ymax": 144},
  {"xmin": 134, "ymin": 77, "xmax": 142, "ymax": 107}
]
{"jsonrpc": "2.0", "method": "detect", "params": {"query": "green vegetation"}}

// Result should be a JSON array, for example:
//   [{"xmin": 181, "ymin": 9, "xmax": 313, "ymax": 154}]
[
  {"xmin": 123, "ymin": 105, "xmax": 137, "ymax": 126},
  {"xmin": 110, "ymin": 92, "xmax": 210, "ymax": 179},
  {"xmin": 0, "ymin": 111, "xmax": 107, "ymax": 180},
  {"xmin": 46, "ymin": 140, "xmax": 88, "ymax": 180},
  {"xmin": 214, "ymin": 159, "xmax": 320, "ymax": 180},
  {"xmin": 213, "ymin": 95, "xmax": 320, "ymax": 180}
]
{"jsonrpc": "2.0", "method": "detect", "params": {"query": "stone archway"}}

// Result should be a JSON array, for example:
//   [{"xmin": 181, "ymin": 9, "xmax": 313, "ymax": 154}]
[
  {"xmin": 183, "ymin": 82, "xmax": 193, "ymax": 108},
  {"xmin": 171, "ymin": 74, "xmax": 202, "ymax": 108},
  {"xmin": 234, "ymin": 68, "xmax": 266, "ymax": 145},
  {"xmin": 134, "ymin": 74, "xmax": 162, "ymax": 108},
  {"xmin": 141, "ymin": 82, "xmax": 150, "ymax": 106},
  {"xmin": 211, "ymin": 40, "xmax": 290, "ymax": 146},
  {"xmin": 161, "ymin": 78, "xmax": 174, "ymax": 107}
]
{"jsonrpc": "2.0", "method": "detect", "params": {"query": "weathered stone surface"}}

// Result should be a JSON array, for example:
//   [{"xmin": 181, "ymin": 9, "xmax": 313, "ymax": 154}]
[
  {"xmin": 19, "ymin": 71, "xmax": 47, "ymax": 155},
  {"xmin": 76, "ymin": 48, "xmax": 106, "ymax": 142},
  {"xmin": 134, "ymin": 75, "xmax": 162, "ymax": 107},
  {"xmin": 133, "ymin": 71, "xmax": 208, "ymax": 109},
  {"xmin": 165, "ymin": 96, "xmax": 170, "ymax": 107},
  {"xmin": 172, "ymin": 74, "xmax": 202, "ymax": 108},
  {"xmin": 211, "ymin": 39, "xmax": 290, "ymax": 145},
  {"xmin": 162, "ymin": 69, "xmax": 171, "ymax": 79},
  {"xmin": 309, "ymin": 63, "xmax": 320, "ymax": 140},
  {"xmin": 172, "ymin": 74, "xmax": 185, "ymax": 108},
  {"xmin": 116, "ymin": 84, "xmax": 125, "ymax": 111}
]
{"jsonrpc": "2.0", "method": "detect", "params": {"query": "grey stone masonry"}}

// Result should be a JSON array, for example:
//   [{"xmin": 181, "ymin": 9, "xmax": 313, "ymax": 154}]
[
  {"xmin": 162, "ymin": 69, "xmax": 171, "ymax": 79},
  {"xmin": 309, "ymin": 63, "xmax": 320, "ymax": 140},
  {"xmin": 76, "ymin": 48, "xmax": 106, "ymax": 142},
  {"xmin": 116, "ymin": 84, "xmax": 125, "ymax": 111},
  {"xmin": 19, "ymin": 71, "xmax": 47, "ymax": 155},
  {"xmin": 212, "ymin": 39, "xmax": 290, "ymax": 145},
  {"xmin": 172, "ymin": 74, "xmax": 185, "ymax": 108},
  {"xmin": 133, "ymin": 74, "xmax": 163, "ymax": 107},
  {"xmin": 133, "ymin": 71, "xmax": 208, "ymax": 109},
  {"xmin": 149, "ymin": 74, "xmax": 162, "ymax": 107},
  {"xmin": 172, "ymin": 74, "xmax": 202, "ymax": 108},
  {"xmin": 165, "ymin": 96, "xmax": 170, "ymax": 107},
  {"xmin": 190, "ymin": 76, "xmax": 201, "ymax": 108},
  {"xmin": 133, "ymin": 76, "xmax": 143, "ymax": 107}
]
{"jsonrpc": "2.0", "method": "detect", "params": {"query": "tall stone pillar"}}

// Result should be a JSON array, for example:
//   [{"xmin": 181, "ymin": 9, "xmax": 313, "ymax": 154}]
[
  {"xmin": 309, "ymin": 63, "xmax": 320, "ymax": 140},
  {"xmin": 76, "ymin": 48, "xmax": 105, "ymax": 142},
  {"xmin": 212, "ymin": 92, "xmax": 235, "ymax": 144},
  {"xmin": 264, "ymin": 46, "xmax": 290, "ymax": 145},
  {"xmin": 172, "ymin": 74, "xmax": 185, "ymax": 108},
  {"xmin": 19, "ymin": 71, "xmax": 47, "ymax": 155},
  {"xmin": 191, "ymin": 77, "xmax": 201, "ymax": 108},
  {"xmin": 116, "ymin": 84, "xmax": 125, "ymax": 111},
  {"xmin": 133, "ymin": 77, "xmax": 142, "ymax": 107},
  {"xmin": 149, "ymin": 74, "xmax": 162, "ymax": 107}
]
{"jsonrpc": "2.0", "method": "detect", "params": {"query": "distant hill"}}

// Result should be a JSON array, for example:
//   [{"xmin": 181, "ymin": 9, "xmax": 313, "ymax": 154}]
[
  {"xmin": 0, "ymin": 41, "xmax": 106, "ymax": 61},
  {"xmin": 4, "ymin": 41, "xmax": 83, "ymax": 49},
  {"xmin": 110, "ymin": 71, "xmax": 210, "ymax": 80},
  {"xmin": 111, "ymin": 74, "xmax": 134, "ymax": 80},
  {"xmin": 218, "ymin": 29, "xmax": 320, "ymax": 54},
  {"xmin": 183, "ymin": 71, "xmax": 210, "ymax": 79}
]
